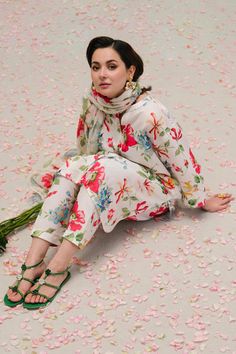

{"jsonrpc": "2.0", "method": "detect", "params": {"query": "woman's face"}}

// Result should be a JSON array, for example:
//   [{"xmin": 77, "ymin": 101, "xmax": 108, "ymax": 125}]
[{"xmin": 91, "ymin": 47, "xmax": 135, "ymax": 99}]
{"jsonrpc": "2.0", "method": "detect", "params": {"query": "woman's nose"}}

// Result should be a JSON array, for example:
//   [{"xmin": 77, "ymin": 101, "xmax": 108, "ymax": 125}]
[{"xmin": 99, "ymin": 67, "xmax": 108, "ymax": 78}]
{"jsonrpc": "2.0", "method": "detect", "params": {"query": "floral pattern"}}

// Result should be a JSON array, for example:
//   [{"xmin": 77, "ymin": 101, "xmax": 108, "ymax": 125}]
[{"xmin": 55, "ymin": 94, "xmax": 206, "ymax": 233}]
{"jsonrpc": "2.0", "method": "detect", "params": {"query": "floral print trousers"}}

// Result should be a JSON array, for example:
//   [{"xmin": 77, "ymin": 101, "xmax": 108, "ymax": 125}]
[{"xmin": 31, "ymin": 175, "xmax": 101, "ymax": 249}]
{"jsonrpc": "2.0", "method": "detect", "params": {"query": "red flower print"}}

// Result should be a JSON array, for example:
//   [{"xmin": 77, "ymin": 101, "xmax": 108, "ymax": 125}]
[
  {"xmin": 108, "ymin": 208, "xmax": 115, "ymax": 220},
  {"xmin": 68, "ymin": 201, "xmax": 85, "ymax": 231},
  {"xmin": 126, "ymin": 215, "xmax": 137, "ymax": 221},
  {"xmin": 184, "ymin": 160, "xmax": 189, "ymax": 167},
  {"xmin": 144, "ymin": 179, "xmax": 151, "ymax": 191},
  {"xmin": 115, "ymin": 178, "xmax": 130, "ymax": 203},
  {"xmin": 149, "ymin": 205, "xmax": 169, "ymax": 217},
  {"xmin": 170, "ymin": 127, "xmax": 182, "ymax": 141},
  {"xmin": 92, "ymin": 88, "xmax": 111, "ymax": 103},
  {"xmin": 172, "ymin": 163, "xmax": 182, "ymax": 172},
  {"xmin": 93, "ymin": 219, "xmax": 100, "ymax": 227},
  {"xmin": 197, "ymin": 200, "xmax": 206, "ymax": 208},
  {"xmin": 76, "ymin": 117, "xmax": 85, "ymax": 138},
  {"xmin": 118, "ymin": 124, "xmax": 137, "ymax": 152},
  {"xmin": 46, "ymin": 190, "xmax": 58, "ymax": 199},
  {"xmin": 160, "ymin": 176, "xmax": 175, "ymax": 190},
  {"xmin": 153, "ymin": 145, "xmax": 169, "ymax": 158},
  {"xmin": 93, "ymin": 154, "xmax": 100, "ymax": 161},
  {"xmin": 80, "ymin": 161, "xmax": 105, "ymax": 193},
  {"xmin": 189, "ymin": 148, "xmax": 201, "ymax": 174},
  {"xmin": 41, "ymin": 173, "xmax": 54, "ymax": 189},
  {"xmin": 108, "ymin": 138, "xmax": 113, "ymax": 147},
  {"xmin": 149, "ymin": 112, "xmax": 162, "ymax": 140},
  {"xmin": 104, "ymin": 117, "xmax": 110, "ymax": 132},
  {"xmin": 135, "ymin": 201, "xmax": 148, "ymax": 214},
  {"xmin": 64, "ymin": 173, "xmax": 72, "ymax": 181}
]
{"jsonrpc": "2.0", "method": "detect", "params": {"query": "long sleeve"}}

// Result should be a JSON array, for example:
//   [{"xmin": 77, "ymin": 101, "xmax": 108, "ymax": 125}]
[{"xmin": 145, "ymin": 104, "xmax": 206, "ymax": 208}]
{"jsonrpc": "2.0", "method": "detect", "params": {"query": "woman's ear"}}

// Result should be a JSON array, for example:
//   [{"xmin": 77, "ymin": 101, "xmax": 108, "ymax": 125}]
[{"xmin": 129, "ymin": 65, "xmax": 136, "ymax": 78}]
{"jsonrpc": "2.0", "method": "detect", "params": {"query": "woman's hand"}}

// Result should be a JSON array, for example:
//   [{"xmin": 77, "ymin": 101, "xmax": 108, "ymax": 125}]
[{"xmin": 202, "ymin": 193, "xmax": 234, "ymax": 212}]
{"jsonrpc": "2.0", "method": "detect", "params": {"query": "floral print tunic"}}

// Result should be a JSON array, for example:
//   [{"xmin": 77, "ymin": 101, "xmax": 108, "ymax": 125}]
[{"xmin": 55, "ymin": 94, "xmax": 206, "ymax": 233}]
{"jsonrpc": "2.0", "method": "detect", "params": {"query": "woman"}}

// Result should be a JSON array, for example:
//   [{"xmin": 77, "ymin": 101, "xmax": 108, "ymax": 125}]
[{"xmin": 4, "ymin": 36, "xmax": 234, "ymax": 310}]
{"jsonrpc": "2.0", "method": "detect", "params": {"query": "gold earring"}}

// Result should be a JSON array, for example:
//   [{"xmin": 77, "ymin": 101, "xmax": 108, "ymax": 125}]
[{"xmin": 125, "ymin": 76, "xmax": 136, "ymax": 90}]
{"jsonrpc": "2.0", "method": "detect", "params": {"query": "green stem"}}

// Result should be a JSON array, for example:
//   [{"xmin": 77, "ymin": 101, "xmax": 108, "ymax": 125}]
[{"xmin": 0, "ymin": 202, "xmax": 43, "ymax": 254}]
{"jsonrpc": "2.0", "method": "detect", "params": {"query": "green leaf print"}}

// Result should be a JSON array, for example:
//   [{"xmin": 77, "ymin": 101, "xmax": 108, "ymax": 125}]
[
  {"xmin": 64, "ymin": 233, "xmax": 75, "ymax": 242},
  {"xmin": 53, "ymin": 177, "xmax": 60, "ymax": 185},
  {"xmin": 80, "ymin": 136, "xmax": 86, "ymax": 147},
  {"xmin": 188, "ymin": 199, "xmax": 197, "ymax": 206},
  {"xmin": 31, "ymin": 230, "xmax": 43, "ymax": 237},
  {"xmin": 175, "ymin": 144, "xmax": 184, "ymax": 156},
  {"xmin": 159, "ymin": 131, "xmax": 165, "ymax": 137},
  {"xmin": 164, "ymin": 140, "xmax": 170, "ymax": 147},
  {"xmin": 130, "ymin": 196, "xmax": 138, "ymax": 201},
  {"xmin": 75, "ymin": 233, "xmax": 84, "ymax": 242},
  {"xmin": 46, "ymin": 228, "xmax": 56, "ymax": 233},
  {"xmin": 138, "ymin": 171, "xmax": 148, "ymax": 179},
  {"xmin": 79, "ymin": 165, "xmax": 88, "ymax": 171},
  {"xmin": 122, "ymin": 208, "xmax": 130, "ymax": 217},
  {"xmin": 194, "ymin": 175, "xmax": 201, "ymax": 183},
  {"xmin": 123, "ymin": 197, "xmax": 129, "ymax": 201},
  {"xmin": 175, "ymin": 147, "xmax": 180, "ymax": 156},
  {"xmin": 165, "ymin": 127, "xmax": 170, "ymax": 133}
]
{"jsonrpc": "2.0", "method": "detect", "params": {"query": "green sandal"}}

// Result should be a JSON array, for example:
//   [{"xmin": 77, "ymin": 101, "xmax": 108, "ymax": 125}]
[
  {"xmin": 4, "ymin": 259, "xmax": 44, "ymax": 308},
  {"xmin": 23, "ymin": 267, "xmax": 71, "ymax": 310}
]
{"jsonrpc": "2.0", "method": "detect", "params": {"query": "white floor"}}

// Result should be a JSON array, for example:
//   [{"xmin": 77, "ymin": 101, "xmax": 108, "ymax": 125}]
[{"xmin": 0, "ymin": 1, "xmax": 235, "ymax": 353}]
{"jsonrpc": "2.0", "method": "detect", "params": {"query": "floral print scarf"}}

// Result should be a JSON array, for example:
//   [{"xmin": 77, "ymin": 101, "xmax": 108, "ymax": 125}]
[{"xmin": 78, "ymin": 83, "xmax": 142, "ymax": 154}]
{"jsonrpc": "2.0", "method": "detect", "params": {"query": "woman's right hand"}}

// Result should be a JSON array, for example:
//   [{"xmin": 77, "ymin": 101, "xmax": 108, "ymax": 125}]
[{"xmin": 201, "ymin": 193, "xmax": 234, "ymax": 212}]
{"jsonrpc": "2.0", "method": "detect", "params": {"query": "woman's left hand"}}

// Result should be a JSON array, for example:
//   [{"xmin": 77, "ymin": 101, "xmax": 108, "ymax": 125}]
[{"xmin": 202, "ymin": 193, "xmax": 234, "ymax": 212}]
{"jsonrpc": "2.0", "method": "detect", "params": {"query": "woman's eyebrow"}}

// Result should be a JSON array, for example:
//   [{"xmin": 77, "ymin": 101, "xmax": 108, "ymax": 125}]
[{"xmin": 91, "ymin": 59, "xmax": 119, "ymax": 65}]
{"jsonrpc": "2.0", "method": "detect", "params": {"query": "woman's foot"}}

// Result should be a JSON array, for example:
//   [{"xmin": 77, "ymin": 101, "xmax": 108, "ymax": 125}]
[
  {"xmin": 6, "ymin": 259, "xmax": 46, "ymax": 303},
  {"xmin": 24, "ymin": 262, "xmax": 70, "ymax": 305}
]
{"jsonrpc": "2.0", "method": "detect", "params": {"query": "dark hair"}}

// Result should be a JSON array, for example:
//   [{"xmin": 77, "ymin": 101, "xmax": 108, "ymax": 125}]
[{"xmin": 86, "ymin": 36, "xmax": 151, "ymax": 92}]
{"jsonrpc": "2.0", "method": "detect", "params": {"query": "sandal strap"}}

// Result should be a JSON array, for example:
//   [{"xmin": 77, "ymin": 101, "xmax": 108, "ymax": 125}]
[
  {"xmin": 21, "ymin": 276, "xmax": 35, "ymax": 285},
  {"xmin": 39, "ymin": 281, "xmax": 59, "ymax": 290},
  {"xmin": 21, "ymin": 259, "xmax": 44, "ymax": 271},
  {"xmin": 26, "ymin": 267, "xmax": 70, "ymax": 298},
  {"xmin": 9, "ymin": 259, "xmax": 44, "ymax": 298},
  {"xmin": 9, "ymin": 286, "xmax": 24, "ymax": 299},
  {"xmin": 44, "ymin": 267, "xmax": 70, "ymax": 277}
]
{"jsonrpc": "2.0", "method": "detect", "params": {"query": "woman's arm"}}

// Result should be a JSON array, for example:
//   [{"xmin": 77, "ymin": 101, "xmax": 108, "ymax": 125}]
[
  {"xmin": 145, "ymin": 107, "xmax": 207, "ymax": 208},
  {"xmin": 145, "ymin": 106, "xmax": 234, "ymax": 211}
]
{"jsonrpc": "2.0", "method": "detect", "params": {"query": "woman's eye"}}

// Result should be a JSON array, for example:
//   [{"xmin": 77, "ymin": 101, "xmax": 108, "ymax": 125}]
[
  {"xmin": 92, "ymin": 66, "xmax": 99, "ymax": 71},
  {"xmin": 108, "ymin": 65, "xmax": 117, "ymax": 70}
]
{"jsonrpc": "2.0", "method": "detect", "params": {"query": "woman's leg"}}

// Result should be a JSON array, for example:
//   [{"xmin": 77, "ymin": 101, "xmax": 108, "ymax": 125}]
[
  {"xmin": 6, "ymin": 176, "xmax": 79, "ymax": 303},
  {"xmin": 7, "ymin": 238, "xmax": 50, "ymax": 302},
  {"xmin": 31, "ymin": 175, "xmax": 80, "ymax": 246},
  {"xmin": 25, "ymin": 185, "xmax": 101, "ymax": 304}
]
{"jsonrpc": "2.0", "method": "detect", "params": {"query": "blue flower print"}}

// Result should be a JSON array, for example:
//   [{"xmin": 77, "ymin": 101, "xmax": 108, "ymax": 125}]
[
  {"xmin": 48, "ymin": 205, "xmax": 70, "ymax": 224},
  {"xmin": 96, "ymin": 186, "xmax": 112, "ymax": 212},
  {"xmin": 138, "ymin": 132, "xmax": 152, "ymax": 150}
]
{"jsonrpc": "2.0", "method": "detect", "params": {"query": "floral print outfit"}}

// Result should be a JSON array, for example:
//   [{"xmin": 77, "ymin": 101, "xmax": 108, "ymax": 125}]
[{"xmin": 31, "ymin": 87, "xmax": 206, "ymax": 249}]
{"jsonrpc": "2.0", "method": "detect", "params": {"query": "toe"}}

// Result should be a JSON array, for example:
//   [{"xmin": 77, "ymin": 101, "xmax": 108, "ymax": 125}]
[
  {"xmin": 7, "ymin": 289, "xmax": 13, "ymax": 296},
  {"xmin": 25, "ymin": 293, "xmax": 32, "ymax": 303},
  {"xmin": 35, "ymin": 295, "xmax": 40, "ymax": 303},
  {"xmin": 9, "ymin": 292, "xmax": 22, "ymax": 302},
  {"xmin": 39, "ymin": 296, "xmax": 45, "ymax": 303}
]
